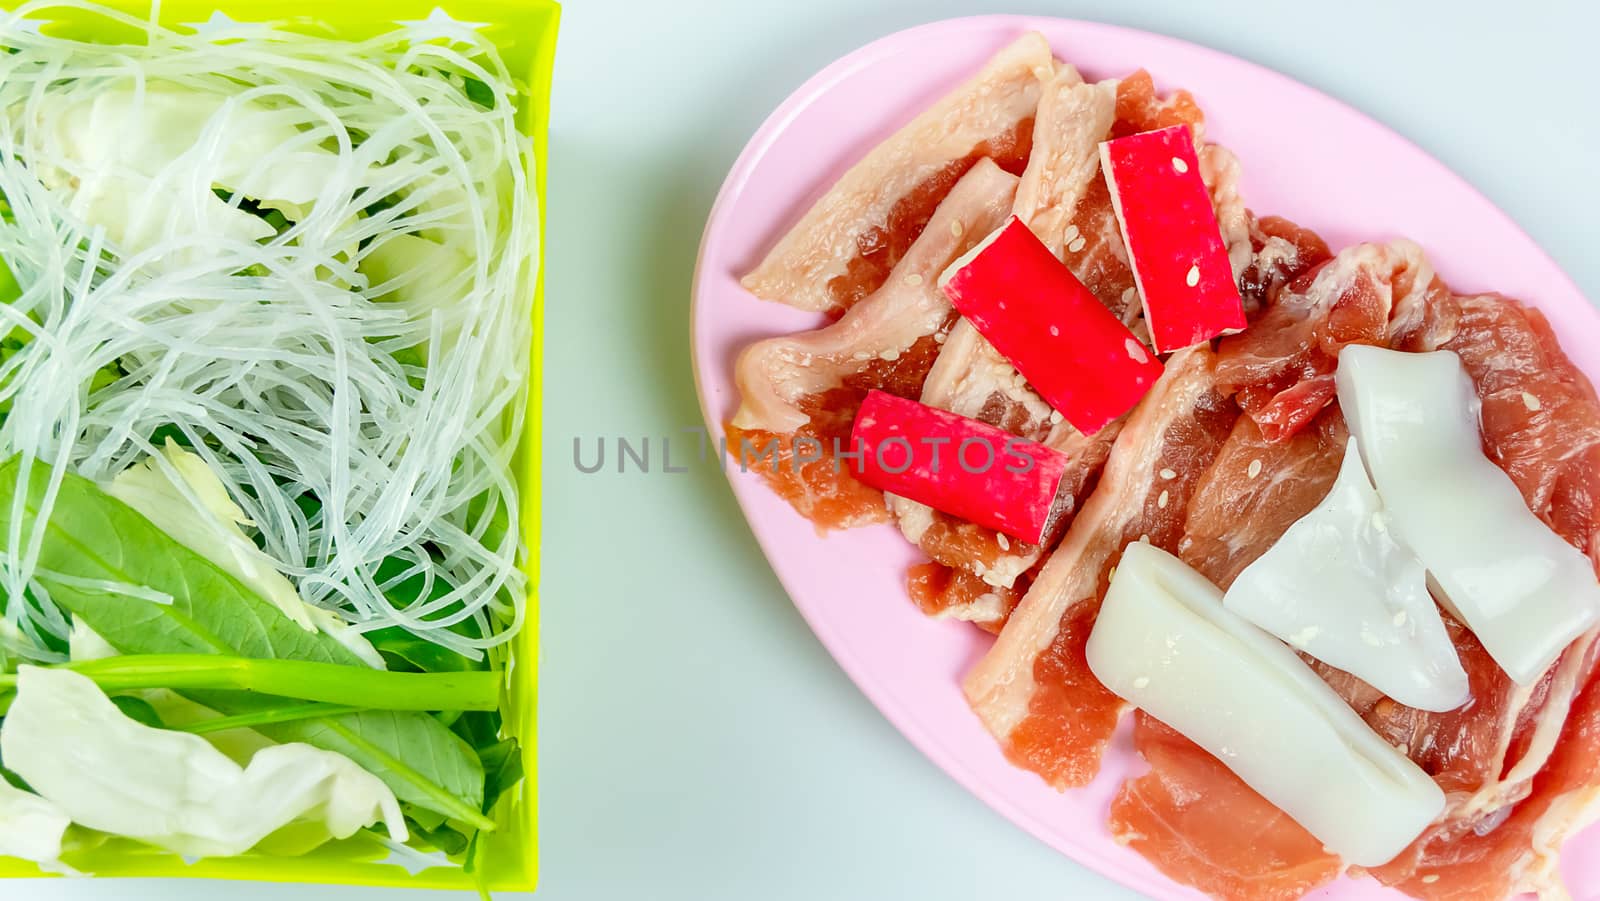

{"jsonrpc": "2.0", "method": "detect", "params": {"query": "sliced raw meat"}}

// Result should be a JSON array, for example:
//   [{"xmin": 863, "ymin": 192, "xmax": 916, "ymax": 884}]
[
  {"xmin": 726, "ymin": 161, "xmax": 1019, "ymax": 528},
  {"xmin": 898, "ymin": 71, "xmax": 1213, "ymax": 627},
  {"xmin": 1363, "ymin": 655, "xmax": 1600, "ymax": 901},
  {"xmin": 905, "ymin": 558, "xmax": 1037, "ymax": 634},
  {"xmin": 1202, "ymin": 143, "xmax": 1254, "ymax": 293},
  {"xmin": 1111, "ymin": 713, "xmax": 1343, "ymax": 901},
  {"xmin": 732, "ymin": 161, "xmax": 1019, "ymax": 434},
  {"xmin": 740, "ymin": 33, "xmax": 1052, "ymax": 315},
  {"xmin": 1106, "ymin": 409, "xmax": 1349, "ymax": 901},
  {"xmin": 963, "ymin": 347, "xmax": 1238, "ymax": 788},
  {"xmin": 1117, "ymin": 270, "xmax": 1600, "ymax": 900},
  {"xmin": 1442, "ymin": 294, "xmax": 1600, "ymax": 565},
  {"xmin": 1179, "ymin": 409, "xmax": 1348, "ymax": 589},
  {"xmin": 1238, "ymin": 214, "xmax": 1332, "ymax": 313},
  {"xmin": 1105, "ymin": 243, "xmax": 1443, "ymax": 899},
  {"xmin": 1011, "ymin": 71, "xmax": 1116, "ymax": 256},
  {"xmin": 1215, "ymin": 239, "xmax": 1448, "ymax": 443},
  {"xmin": 1362, "ymin": 293, "xmax": 1600, "ymax": 898}
]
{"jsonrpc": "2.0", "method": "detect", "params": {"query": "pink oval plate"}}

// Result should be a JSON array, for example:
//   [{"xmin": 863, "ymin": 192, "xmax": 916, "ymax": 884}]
[{"xmin": 690, "ymin": 15, "xmax": 1600, "ymax": 900}]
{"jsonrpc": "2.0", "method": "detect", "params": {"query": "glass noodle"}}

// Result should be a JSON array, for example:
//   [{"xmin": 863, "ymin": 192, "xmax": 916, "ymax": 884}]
[{"xmin": 0, "ymin": 2, "xmax": 536, "ymax": 661}]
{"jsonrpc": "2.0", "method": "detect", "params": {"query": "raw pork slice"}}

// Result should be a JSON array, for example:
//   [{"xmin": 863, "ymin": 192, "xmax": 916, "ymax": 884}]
[
  {"xmin": 962, "ymin": 347, "xmax": 1238, "ymax": 788},
  {"xmin": 1112, "ymin": 713, "xmax": 1343, "ymax": 901},
  {"xmin": 904, "ymin": 71, "xmax": 1230, "ymax": 630},
  {"xmin": 1364, "ymin": 293, "xmax": 1600, "ymax": 900},
  {"xmin": 740, "ymin": 33, "xmax": 1052, "ymax": 315},
  {"xmin": 1111, "ymin": 251, "xmax": 1600, "ymax": 901},
  {"xmin": 892, "ymin": 72, "xmax": 1116, "ymax": 607},
  {"xmin": 726, "ymin": 161, "xmax": 1018, "ymax": 528},
  {"xmin": 1215, "ymin": 239, "xmax": 1448, "ymax": 443}
]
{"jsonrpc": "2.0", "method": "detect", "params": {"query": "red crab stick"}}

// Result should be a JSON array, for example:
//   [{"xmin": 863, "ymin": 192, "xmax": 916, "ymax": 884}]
[
  {"xmin": 940, "ymin": 216, "xmax": 1163, "ymax": 435},
  {"xmin": 849, "ymin": 390, "xmax": 1073, "ymax": 544},
  {"xmin": 1101, "ymin": 125, "xmax": 1247, "ymax": 353}
]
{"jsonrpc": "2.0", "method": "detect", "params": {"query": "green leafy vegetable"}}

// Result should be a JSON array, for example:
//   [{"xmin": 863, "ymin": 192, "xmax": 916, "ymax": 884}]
[
  {"xmin": 478, "ymin": 737, "xmax": 524, "ymax": 814},
  {"xmin": 257, "ymin": 709, "xmax": 491, "ymax": 831},
  {"xmin": 365, "ymin": 558, "xmax": 484, "ymax": 674},
  {"xmin": 0, "ymin": 458, "xmax": 493, "ymax": 827},
  {"xmin": 108, "ymin": 694, "xmax": 163, "ymax": 729}
]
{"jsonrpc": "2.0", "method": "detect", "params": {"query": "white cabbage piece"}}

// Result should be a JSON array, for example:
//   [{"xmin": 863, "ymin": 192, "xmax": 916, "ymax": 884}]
[
  {"xmin": 1224, "ymin": 438, "xmax": 1470, "ymax": 712},
  {"xmin": 0, "ymin": 777, "xmax": 70, "ymax": 866},
  {"xmin": 0, "ymin": 667, "xmax": 406, "ymax": 857},
  {"xmin": 22, "ymin": 81, "xmax": 338, "ymax": 259},
  {"xmin": 67, "ymin": 619, "xmax": 118, "ymax": 662},
  {"xmin": 104, "ymin": 442, "xmax": 385, "ymax": 668}
]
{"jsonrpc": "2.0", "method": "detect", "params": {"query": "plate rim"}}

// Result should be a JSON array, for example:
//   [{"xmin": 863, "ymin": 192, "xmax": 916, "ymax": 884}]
[{"xmin": 689, "ymin": 14, "xmax": 1599, "ymax": 899}]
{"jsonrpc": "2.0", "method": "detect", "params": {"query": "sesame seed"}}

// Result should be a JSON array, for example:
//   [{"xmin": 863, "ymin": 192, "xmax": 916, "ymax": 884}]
[
  {"xmin": 950, "ymin": 220, "xmax": 965, "ymax": 238},
  {"xmin": 1522, "ymin": 391, "xmax": 1542, "ymax": 411},
  {"xmin": 1107, "ymin": 566, "xmax": 1117, "ymax": 583},
  {"xmin": 1172, "ymin": 156, "xmax": 1189, "ymax": 174},
  {"xmin": 934, "ymin": 332, "xmax": 946, "ymax": 344},
  {"xmin": 1186, "ymin": 264, "xmax": 1200, "ymax": 287},
  {"xmin": 1049, "ymin": 325, "xmax": 1060, "ymax": 337},
  {"xmin": 997, "ymin": 534, "xmax": 1010, "ymax": 551},
  {"xmin": 1160, "ymin": 468, "xmax": 1177, "ymax": 480},
  {"xmin": 1064, "ymin": 224, "xmax": 1081, "ymax": 243},
  {"xmin": 1125, "ymin": 338, "xmax": 1149, "ymax": 363},
  {"xmin": 1288, "ymin": 626, "xmax": 1321, "ymax": 648},
  {"xmin": 881, "ymin": 348, "xmax": 901, "ymax": 362},
  {"xmin": 1139, "ymin": 533, "xmax": 1151, "ymax": 544},
  {"xmin": 1395, "ymin": 742, "xmax": 1410, "ymax": 756},
  {"xmin": 1393, "ymin": 610, "xmax": 1408, "ymax": 627},
  {"xmin": 1422, "ymin": 876, "xmax": 1440, "ymax": 885},
  {"xmin": 1068, "ymin": 236, "xmax": 1088, "ymax": 254},
  {"xmin": 1132, "ymin": 676, "xmax": 1151, "ymax": 689},
  {"xmin": 1158, "ymin": 490, "xmax": 1170, "ymax": 509},
  {"xmin": 1247, "ymin": 458, "xmax": 1262, "ymax": 479},
  {"xmin": 903, "ymin": 274, "xmax": 923, "ymax": 287}
]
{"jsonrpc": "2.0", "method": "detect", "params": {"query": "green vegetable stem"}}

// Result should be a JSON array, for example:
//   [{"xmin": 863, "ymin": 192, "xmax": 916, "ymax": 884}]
[{"xmin": 0, "ymin": 655, "xmax": 501, "ymax": 712}]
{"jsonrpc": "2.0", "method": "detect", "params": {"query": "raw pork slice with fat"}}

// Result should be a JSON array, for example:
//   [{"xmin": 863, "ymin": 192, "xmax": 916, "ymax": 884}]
[
  {"xmin": 727, "ymin": 160, "xmax": 1018, "ymax": 528},
  {"xmin": 740, "ymin": 34, "xmax": 1053, "ymax": 316},
  {"xmin": 1106, "ymin": 246, "xmax": 1600, "ymax": 901},
  {"xmin": 898, "ymin": 70, "xmax": 1252, "ymax": 632}
]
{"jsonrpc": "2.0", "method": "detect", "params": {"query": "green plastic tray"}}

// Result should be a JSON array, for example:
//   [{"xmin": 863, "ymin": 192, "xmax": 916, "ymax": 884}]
[{"xmin": 0, "ymin": 0, "xmax": 557, "ymax": 891}]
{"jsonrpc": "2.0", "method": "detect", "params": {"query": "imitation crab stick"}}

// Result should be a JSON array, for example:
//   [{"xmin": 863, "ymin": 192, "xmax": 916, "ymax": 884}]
[
  {"xmin": 939, "ymin": 216, "xmax": 1163, "ymax": 435},
  {"xmin": 1101, "ymin": 125, "xmax": 1247, "ymax": 352},
  {"xmin": 849, "ymin": 390, "xmax": 1072, "ymax": 544}
]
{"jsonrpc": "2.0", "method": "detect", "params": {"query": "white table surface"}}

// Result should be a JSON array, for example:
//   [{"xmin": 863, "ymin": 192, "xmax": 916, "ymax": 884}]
[{"xmin": 27, "ymin": 0, "xmax": 1598, "ymax": 898}]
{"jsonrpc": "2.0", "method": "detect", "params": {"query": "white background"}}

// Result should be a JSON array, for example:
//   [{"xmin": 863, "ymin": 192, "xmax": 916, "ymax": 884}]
[{"xmin": 28, "ymin": 0, "xmax": 1600, "ymax": 899}]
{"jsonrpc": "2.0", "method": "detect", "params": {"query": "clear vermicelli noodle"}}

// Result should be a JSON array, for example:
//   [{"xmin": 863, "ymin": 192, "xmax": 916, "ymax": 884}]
[{"xmin": 0, "ymin": 2, "xmax": 536, "ymax": 661}]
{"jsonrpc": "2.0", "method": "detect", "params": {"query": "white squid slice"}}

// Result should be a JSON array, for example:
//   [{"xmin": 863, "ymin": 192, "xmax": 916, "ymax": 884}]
[
  {"xmin": 1224, "ymin": 437, "xmax": 1470, "ymax": 712},
  {"xmin": 1086, "ymin": 542, "xmax": 1445, "ymax": 867},
  {"xmin": 1336, "ymin": 345, "xmax": 1600, "ymax": 685}
]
